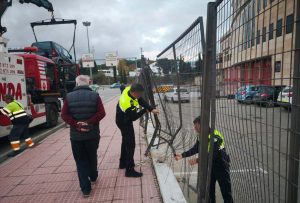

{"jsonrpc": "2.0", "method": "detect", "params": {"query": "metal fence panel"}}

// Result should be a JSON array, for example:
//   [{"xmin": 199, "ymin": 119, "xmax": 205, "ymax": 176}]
[{"xmin": 215, "ymin": 0, "xmax": 299, "ymax": 202}]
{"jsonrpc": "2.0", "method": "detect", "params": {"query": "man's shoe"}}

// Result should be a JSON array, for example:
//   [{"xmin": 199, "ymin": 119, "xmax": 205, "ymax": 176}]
[
  {"xmin": 82, "ymin": 190, "xmax": 91, "ymax": 198},
  {"xmin": 125, "ymin": 169, "xmax": 143, "ymax": 178},
  {"xmin": 90, "ymin": 179, "xmax": 97, "ymax": 185}
]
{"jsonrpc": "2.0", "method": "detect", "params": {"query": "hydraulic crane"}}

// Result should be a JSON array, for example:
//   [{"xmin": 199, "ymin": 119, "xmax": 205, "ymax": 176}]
[{"xmin": 0, "ymin": 0, "xmax": 53, "ymax": 35}]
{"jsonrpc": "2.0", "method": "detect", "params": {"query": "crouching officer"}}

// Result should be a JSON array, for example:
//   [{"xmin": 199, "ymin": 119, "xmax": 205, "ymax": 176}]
[
  {"xmin": 0, "ymin": 94, "xmax": 34, "ymax": 156},
  {"xmin": 116, "ymin": 83, "xmax": 159, "ymax": 177},
  {"xmin": 175, "ymin": 116, "xmax": 233, "ymax": 203}
]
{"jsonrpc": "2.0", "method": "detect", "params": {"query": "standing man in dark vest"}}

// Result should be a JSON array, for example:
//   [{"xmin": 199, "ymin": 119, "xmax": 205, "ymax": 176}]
[
  {"xmin": 62, "ymin": 75, "xmax": 106, "ymax": 198},
  {"xmin": 116, "ymin": 83, "xmax": 159, "ymax": 177}
]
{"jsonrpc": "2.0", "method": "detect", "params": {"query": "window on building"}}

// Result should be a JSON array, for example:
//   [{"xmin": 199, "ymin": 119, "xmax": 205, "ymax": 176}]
[
  {"xmin": 257, "ymin": 0, "xmax": 261, "ymax": 13},
  {"xmin": 269, "ymin": 23, "xmax": 274, "ymax": 40},
  {"xmin": 263, "ymin": 0, "xmax": 267, "ymax": 9},
  {"xmin": 262, "ymin": 27, "xmax": 266, "ymax": 42},
  {"xmin": 257, "ymin": 30, "xmax": 261, "ymax": 45},
  {"xmin": 286, "ymin": 14, "xmax": 294, "ymax": 34},
  {"xmin": 276, "ymin": 19, "xmax": 283, "ymax": 37},
  {"xmin": 275, "ymin": 61, "xmax": 281, "ymax": 72}
]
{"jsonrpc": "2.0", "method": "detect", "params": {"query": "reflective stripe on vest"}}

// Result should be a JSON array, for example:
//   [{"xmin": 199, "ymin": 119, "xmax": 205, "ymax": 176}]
[
  {"xmin": 119, "ymin": 86, "xmax": 139, "ymax": 112},
  {"xmin": 4, "ymin": 101, "xmax": 27, "ymax": 121}
]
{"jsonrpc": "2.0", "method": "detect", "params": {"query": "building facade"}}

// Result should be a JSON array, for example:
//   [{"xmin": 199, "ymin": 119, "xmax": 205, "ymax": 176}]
[{"xmin": 217, "ymin": 0, "xmax": 297, "ymax": 95}]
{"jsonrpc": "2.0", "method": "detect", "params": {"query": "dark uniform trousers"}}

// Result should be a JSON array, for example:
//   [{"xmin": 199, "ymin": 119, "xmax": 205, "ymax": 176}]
[
  {"xmin": 209, "ymin": 155, "xmax": 234, "ymax": 203},
  {"xmin": 9, "ymin": 123, "xmax": 30, "ymax": 142},
  {"xmin": 117, "ymin": 122, "xmax": 135, "ymax": 169},
  {"xmin": 71, "ymin": 137, "xmax": 100, "ymax": 192}
]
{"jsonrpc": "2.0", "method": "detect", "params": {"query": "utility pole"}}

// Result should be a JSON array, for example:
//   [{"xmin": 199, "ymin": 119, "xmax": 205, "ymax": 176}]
[{"xmin": 83, "ymin": 21, "xmax": 93, "ymax": 82}]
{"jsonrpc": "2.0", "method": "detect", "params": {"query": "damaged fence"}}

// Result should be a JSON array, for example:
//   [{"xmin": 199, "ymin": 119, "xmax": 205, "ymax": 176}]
[{"xmin": 139, "ymin": 0, "xmax": 300, "ymax": 202}]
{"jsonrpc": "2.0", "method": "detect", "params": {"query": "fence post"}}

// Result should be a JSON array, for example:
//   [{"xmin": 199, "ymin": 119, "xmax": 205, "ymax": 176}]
[
  {"xmin": 197, "ymin": 2, "xmax": 217, "ymax": 203},
  {"xmin": 287, "ymin": 2, "xmax": 300, "ymax": 202}
]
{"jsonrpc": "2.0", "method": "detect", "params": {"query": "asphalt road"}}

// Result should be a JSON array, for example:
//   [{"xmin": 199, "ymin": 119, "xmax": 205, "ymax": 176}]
[
  {"xmin": 153, "ymin": 94, "xmax": 292, "ymax": 203},
  {"xmin": 0, "ymin": 87, "xmax": 119, "ymax": 163}
]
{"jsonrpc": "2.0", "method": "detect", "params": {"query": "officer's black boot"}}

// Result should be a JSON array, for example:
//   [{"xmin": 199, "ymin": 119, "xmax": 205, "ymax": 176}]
[{"xmin": 125, "ymin": 168, "xmax": 143, "ymax": 177}]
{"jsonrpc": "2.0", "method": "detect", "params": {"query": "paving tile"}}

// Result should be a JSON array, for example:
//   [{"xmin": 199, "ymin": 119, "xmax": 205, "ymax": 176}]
[
  {"xmin": 99, "ymin": 162, "xmax": 119, "ymax": 170},
  {"xmin": 9, "ymin": 167, "xmax": 36, "ymax": 177},
  {"xmin": 55, "ymin": 165, "xmax": 77, "ymax": 173},
  {"xmin": 0, "ymin": 195, "xmax": 30, "ymax": 203},
  {"xmin": 0, "ymin": 184, "xmax": 15, "ymax": 197},
  {"xmin": 94, "ymin": 176, "xmax": 117, "ymax": 189},
  {"xmin": 7, "ymin": 184, "xmax": 41, "ymax": 196},
  {"xmin": 142, "ymin": 182, "xmax": 160, "ymax": 199},
  {"xmin": 116, "ymin": 176, "xmax": 141, "ymax": 187},
  {"xmin": 0, "ymin": 99, "xmax": 162, "ymax": 203},
  {"xmin": 142, "ymin": 197, "xmax": 162, "ymax": 203},
  {"xmin": 0, "ymin": 176, "xmax": 26, "ymax": 186},
  {"xmin": 113, "ymin": 185, "xmax": 142, "ymax": 200},
  {"xmin": 99, "ymin": 169, "xmax": 119, "ymax": 178},
  {"xmin": 32, "ymin": 166, "xmax": 57, "ymax": 175}
]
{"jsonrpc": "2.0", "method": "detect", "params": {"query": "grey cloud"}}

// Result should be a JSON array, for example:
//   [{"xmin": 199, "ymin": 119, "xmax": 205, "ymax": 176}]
[{"xmin": 3, "ymin": 0, "xmax": 210, "ymax": 60}]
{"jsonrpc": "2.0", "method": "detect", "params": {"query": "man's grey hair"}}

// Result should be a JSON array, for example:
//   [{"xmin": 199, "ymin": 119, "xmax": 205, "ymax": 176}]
[{"xmin": 76, "ymin": 75, "xmax": 91, "ymax": 86}]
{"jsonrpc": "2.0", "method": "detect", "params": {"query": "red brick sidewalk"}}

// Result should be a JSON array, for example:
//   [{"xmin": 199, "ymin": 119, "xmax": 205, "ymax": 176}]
[{"xmin": 0, "ymin": 99, "xmax": 162, "ymax": 203}]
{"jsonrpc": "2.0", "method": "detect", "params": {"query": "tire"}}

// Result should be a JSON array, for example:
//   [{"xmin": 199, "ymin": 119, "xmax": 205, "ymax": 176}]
[
  {"xmin": 46, "ymin": 103, "xmax": 58, "ymax": 127},
  {"xmin": 172, "ymin": 98, "xmax": 175, "ymax": 103}
]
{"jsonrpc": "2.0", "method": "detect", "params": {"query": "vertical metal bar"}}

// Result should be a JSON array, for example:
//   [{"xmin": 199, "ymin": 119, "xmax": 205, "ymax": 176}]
[
  {"xmin": 197, "ymin": 2, "xmax": 217, "ymax": 203},
  {"xmin": 172, "ymin": 45, "xmax": 183, "ymax": 142},
  {"xmin": 287, "ymin": 1, "xmax": 300, "ymax": 201},
  {"xmin": 205, "ymin": 2, "xmax": 218, "ymax": 199}
]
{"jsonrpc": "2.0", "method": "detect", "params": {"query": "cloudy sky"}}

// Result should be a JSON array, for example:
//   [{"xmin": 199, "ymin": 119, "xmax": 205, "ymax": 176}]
[{"xmin": 4, "ymin": 0, "xmax": 210, "ymax": 61}]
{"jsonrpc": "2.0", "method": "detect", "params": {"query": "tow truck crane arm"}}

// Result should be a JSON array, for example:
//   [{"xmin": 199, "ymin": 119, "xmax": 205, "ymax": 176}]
[{"xmin": 0, "ymin": 0, "xmax": 53, "ymax": 35}]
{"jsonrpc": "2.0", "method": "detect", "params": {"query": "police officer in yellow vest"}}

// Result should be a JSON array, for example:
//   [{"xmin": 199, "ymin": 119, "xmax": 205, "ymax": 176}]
[
  {"xmin": 116, "ymin": 84, "xmax": 159, "ymax": 177},
  {"xmin": 0, "ymin": 94, "xmax": 34, "ymax": 156},
  {"xmin": 175, "ymin": 116, "xmax": 233, "ymax": 203}
]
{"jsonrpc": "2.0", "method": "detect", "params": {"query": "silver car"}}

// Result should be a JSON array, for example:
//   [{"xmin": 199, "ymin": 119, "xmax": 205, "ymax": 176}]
[
  {"xmin": 165, "ymin": 88, "xmax": 190, "ymax": 103},
  {"xmin": 277, "ymin": 86, "xmax": 293, "ymax": 110}
]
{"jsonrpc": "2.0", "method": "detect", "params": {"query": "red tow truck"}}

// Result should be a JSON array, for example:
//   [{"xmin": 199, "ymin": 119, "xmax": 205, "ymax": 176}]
[{"xmin": 0, "ymin": 0, "xmax": 79, "ymax": 138}]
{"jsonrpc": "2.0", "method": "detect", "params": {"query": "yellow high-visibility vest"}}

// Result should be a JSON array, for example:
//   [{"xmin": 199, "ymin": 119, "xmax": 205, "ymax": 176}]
[{"xmin": 119, "ymin": 86, "xmax": 139, "ymax": 112}]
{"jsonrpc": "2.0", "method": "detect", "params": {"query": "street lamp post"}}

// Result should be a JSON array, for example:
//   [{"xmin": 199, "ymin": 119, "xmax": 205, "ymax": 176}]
[{"xmin": 82, "ymin": 21, "xmax": 93, "ymax": 81}]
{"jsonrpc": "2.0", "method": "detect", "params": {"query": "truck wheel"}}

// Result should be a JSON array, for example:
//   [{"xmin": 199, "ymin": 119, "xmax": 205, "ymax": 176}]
[{"xmin": 46, "ymin": 104, "xmax": 58, "ymax": 127}]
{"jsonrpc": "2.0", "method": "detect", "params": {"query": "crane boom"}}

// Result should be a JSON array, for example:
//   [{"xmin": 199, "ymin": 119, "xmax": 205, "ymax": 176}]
[{"xmin": 0, "ymin": 0, "xmax": 53, "ymax": 35}]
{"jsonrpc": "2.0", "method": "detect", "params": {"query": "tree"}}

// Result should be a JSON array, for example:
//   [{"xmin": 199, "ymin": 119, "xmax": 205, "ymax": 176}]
[
  {"xmin": 156, "ymin": 58, "xmax": 175, "ymax": 74},
  {"xmin": 93, "ymin": 71, "xmax": 109, "ymax": 85}
]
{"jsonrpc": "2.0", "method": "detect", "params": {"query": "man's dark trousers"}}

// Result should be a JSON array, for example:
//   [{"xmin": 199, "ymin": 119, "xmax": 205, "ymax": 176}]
[
  {"xmin": 209, "ymin": 161, "xmax": 233, "ymax": 203},
  {"xmin": 71, "ymin": 137, "xmax": 100, "ymax": 193},
  {"xmin": 117, "ymin": 123, "xmax": 135, "ymax": 169}
]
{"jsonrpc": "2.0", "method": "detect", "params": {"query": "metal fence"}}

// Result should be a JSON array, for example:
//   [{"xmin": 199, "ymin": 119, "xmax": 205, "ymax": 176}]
[
  {"xmin": 137, "ymin": 17, "xmax": 206, "ymax": 202},
  {"xmin": 213, "ymin": 0, "xmax": 300, "ymax": 202},
  {"xmin": 139, "ymin": 0, "xmax": 300, "ymax": 202}
]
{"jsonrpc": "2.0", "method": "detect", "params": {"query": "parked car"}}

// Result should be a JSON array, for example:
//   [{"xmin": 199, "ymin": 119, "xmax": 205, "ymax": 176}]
[
  {"xmin": 164, "ymin": 88, "xmax": 190, "ymax": 103},
  {"xmin": 252, "ymin": 85, "xmax": 284, "ymax": 107},
  {"xmin": 110, "ymin": 83, "xmax": 121, "ymax": 88},
  {"xmin": 31, "ymin": 41, "xmax": 74, "ymax": 65},
  {"xmin": 235, "ymin": 85, "xmax": 261, "ymax": 104},
  {"xmin": 277, "ymin": 86, "xmax": 293, "ymax": 110},
  {"xmin": 89, "ymin": 84, "xmax": 100, "ymax": 92}
]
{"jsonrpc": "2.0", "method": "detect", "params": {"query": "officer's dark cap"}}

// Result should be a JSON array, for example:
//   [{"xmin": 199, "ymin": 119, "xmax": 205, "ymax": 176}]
[
  {"xmin": 130, "ymin": 83, "xmax": 145, "ymax": 93},
  {"xmin": 193, "ymin": 116, "xmax": 201, "ymax": 124},
  {"xmin": 4, "ymin": 94, "xmax": 14, "ymax": 101}
]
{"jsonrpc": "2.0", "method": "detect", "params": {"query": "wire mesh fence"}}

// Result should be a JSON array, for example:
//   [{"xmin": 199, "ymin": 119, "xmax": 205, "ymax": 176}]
[
  {"xmin": 215, "ymin": 0, "xmax": 300, "ymax": 202},
  {"xmin": 138, "ymin": 0, "xmax": 300, "ymax": 202},
  {"xmin": 137, "ymin": 17, "xmax": 206, "ymax": 202}
]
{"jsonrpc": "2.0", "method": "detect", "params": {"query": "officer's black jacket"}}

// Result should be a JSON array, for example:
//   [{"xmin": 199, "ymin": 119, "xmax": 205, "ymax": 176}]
[{"xmin": 116, "ymin": 93, "xmax": 153, "ymax": 125}]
